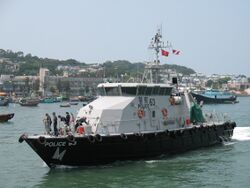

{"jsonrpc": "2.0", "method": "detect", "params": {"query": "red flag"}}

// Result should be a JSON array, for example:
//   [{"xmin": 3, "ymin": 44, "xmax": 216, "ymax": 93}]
[
  {"xmin": 172, "ymin": 49, "xmax": 180, "ymax": 55},
  {"xmin": 161, "ymin": 49, "xmax": 169, "ymax": 57}
]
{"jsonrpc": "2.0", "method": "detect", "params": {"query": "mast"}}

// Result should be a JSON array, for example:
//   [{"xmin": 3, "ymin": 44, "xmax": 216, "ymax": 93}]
[{"xmin": 142, "ymin": 28, "xmax": 170, "ymax": 83}]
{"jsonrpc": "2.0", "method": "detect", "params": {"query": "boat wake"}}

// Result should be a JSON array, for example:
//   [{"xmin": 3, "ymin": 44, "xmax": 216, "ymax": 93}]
[{"xmin": 232, "ymin": 127, "xmax": 250, "ymax": 141}]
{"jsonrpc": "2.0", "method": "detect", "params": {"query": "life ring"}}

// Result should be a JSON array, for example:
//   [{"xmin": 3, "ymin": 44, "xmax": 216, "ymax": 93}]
[
  {"xmin": 95, "ymin": 134, "xmax": 102, "ymax": 142},
  {"xmin": 161, "ymin": 108, "xmax": 168, "ymax": 118},
  {"xmin": 137, "ymin": 109, "xmax": 145, "ymax": 119},
  {"xmin": 88, "ymin": 135, "xmax": 95, "ymax": 143},
  {"xmin": 67, "ymin": 135, "xmax": 75, "ymax": 143},
  {"xmin": 38, "ymin": 136, "xmax": 46, "ymax": 145}
]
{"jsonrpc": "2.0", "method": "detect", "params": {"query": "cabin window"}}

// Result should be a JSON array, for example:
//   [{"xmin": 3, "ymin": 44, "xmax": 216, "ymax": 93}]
[
  {"xmin": 159, "ymin": 87, "xmax": 172, "ymax": 96},
  {"xmin": 137, "ymin": 86, "xmax": 147, "ymax": 95},
  {"xmin": 145, "ymin": 87, "xmax": 153, "ymax": 95},
  {"xmin": 105, "ymin": 87, "xmax": 120, "ymax": 96},
  {"xmin": 152, "ymin": 86, "xmax": 160, "ymax": 95},
  {"xmin": 121, "ymin": 87, "xmax": 137, "ymax": 96},
  {"xmin": 97, "ymin": 87, "xmax": 105, "ymax": 96},
  {"xmin": 159, "ymin": 88, "xmax": 165, "ymax": 95},
  {"xmin": 164, "ymin": 87, "xmax": 172, "ymax": 95}
]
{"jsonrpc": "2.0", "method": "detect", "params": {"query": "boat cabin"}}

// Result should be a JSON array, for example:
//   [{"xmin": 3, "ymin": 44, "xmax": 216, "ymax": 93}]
[{"xmin": 76, "ymin": 82, "xmax": 192, "ymax": 135}]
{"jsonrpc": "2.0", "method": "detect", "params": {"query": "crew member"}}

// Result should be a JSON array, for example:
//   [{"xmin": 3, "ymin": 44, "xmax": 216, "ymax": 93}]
[{"xmin": 52, "ymin": 112, "xmax": 58, "ymax": 136}]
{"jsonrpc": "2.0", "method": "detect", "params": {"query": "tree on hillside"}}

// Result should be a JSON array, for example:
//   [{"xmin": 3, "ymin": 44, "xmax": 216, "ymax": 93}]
[
  {"xmin": 217, "ymin": 77, "xmax": 231, "ymax": 85},
  {"xmin": 205, "ymin": 80, "xmax": 213, "ymax": 88},
  {"xmin": 56, "ymin": 80, "xmax": 63, "ymax": 93}
]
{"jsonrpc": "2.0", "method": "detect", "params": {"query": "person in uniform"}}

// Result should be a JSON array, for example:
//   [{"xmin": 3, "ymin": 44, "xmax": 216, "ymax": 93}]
[
  {"xmin": 66, "ymin": 112, "xmax": 70, "ymax": 126},
  {"xmin": 43, "ymin": 113, "xmax": 51, "ymax": 135},
  {"xmin": 52, "ymin": 112, "xmax": 58, "ymax": 136}
]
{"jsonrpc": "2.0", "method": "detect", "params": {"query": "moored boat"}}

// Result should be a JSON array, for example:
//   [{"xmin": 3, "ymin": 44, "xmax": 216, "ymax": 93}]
[
  {"xmin": 191, "ymin": 89, "xmax": 238, "ymax": 104},
  {"xmin": 0, "ymin": 92, "xmax": 9, "ymax": 106},
  {"xmin": 0, "ymin": 96, "xmax": 9, "ymax": 106},
  {"xmin": 19, "ymin": 97, "xmax": 40, "ymax": 106},
  {"xmin": 60, "ymin": 103, "xmax": 71, "ymax": 107},
  {"xmin": 69, "ymin": 102, "xmax": 78, "ymax": 105},
  {"xmin": 0, "ymin": 113, "xmax": 14, "ymax": 122},
  {"xmin": 19, "ymin": 29, "xmax": 236, "ymax": 168},
  {"xmin": 40, "ymin": 97, "xmax": 55, "ymax": 103}
]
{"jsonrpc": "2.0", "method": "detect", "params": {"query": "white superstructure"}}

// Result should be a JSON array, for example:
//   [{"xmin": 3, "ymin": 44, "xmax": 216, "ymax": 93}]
[{"xmin": 77, "ymin": 83, "xmax": 191, "ymax": 135}]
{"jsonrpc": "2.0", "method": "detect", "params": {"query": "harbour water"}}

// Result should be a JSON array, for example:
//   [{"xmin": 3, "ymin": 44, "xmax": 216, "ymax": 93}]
[{"xmin": 0, "ymin": 98, "xmax": 250, "ymax": 188}]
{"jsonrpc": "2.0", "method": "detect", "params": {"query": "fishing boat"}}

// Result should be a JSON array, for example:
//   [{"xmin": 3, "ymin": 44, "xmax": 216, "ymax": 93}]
[
  {"xmin": 191, "ymin": 89, "xmax": 237, "ymax": 104},
  {"xmin": 19, "ymin": 97, "xmax": 40, "ymax": 107},
  {"xmin": 19, "ymin": 29, "xmax": 236, "ymax": 168},
  {"xmin": 0, "ymin": 113, "xmax": 14, "ymax": 122}
]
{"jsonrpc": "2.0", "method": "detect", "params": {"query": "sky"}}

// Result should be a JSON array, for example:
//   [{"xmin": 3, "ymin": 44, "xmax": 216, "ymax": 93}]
[{"xmin": 0, "ymin": 0, "xmax": 250, "ymax": 76}]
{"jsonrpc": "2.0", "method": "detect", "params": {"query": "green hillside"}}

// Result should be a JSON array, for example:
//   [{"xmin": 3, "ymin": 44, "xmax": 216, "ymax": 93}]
[{"xmin": 0, "ymin": 49, "xmax": 195, "ymax": 76}]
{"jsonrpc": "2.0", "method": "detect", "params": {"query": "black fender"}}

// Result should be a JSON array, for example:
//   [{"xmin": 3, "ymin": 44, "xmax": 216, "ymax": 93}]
[
  {"xmin": 67, "ymin": 135, "xmax": 75, "ymax": 143},
  {"xmin": 95, "ymin": 134, "xmax": 102, "ymax": 142},
  {"xmin": 120, "ymin": 133, "xmax": 128, "ymax": 140},
  {"xmin": 88, "ymin": 135, "xmax": 95, "ymax": 143},
  {"xmin": 38, "ymin": 136, "xmax": 46, "ymax": 145}
]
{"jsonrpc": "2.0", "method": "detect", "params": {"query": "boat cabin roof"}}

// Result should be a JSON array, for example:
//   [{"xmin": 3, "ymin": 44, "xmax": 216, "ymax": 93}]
[{"xmin": 97, "ymin": 82, "xmax": 173, "ymax": 96}]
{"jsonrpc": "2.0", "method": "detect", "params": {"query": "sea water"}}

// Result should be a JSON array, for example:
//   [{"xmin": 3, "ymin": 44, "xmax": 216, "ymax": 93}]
[{"xmin": 0, "ymin": 98, "xmax": 250, "ymax": 188}]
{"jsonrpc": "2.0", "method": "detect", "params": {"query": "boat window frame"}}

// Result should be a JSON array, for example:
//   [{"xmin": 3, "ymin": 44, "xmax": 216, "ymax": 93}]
[
  {"xmin": 137, "ymin": 86, "xmax": 147, "ymax": 95},
  {"xmin": 145, "ymin": 87, "xmax": 153, "ymax": 95},
  {"xmin": 159, "ymin": 87, "xmax": 165, "ymax": 95},
  {"xmin": 104, "ymin": 87, "xmax": 120, "ymax": 96},
  {"xmin": 121, "ymin": 86, "xmax": 138, "ymax": 96},
  {"xmin": 152, "ymin": 86, "xmax": 160, "ymax": 95},
  {"xmin": 97, "ymin": 86, "xmax": 106, "ymax": 96}
]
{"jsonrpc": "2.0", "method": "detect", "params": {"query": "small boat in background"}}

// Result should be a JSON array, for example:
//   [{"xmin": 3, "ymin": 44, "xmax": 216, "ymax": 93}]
[
  {"xmin": 0, "ymin": 92, "xmax": 9, "ymax": 106},
  {"xmin": 40, "ymin": 97, "xmax": 55, "ymax": 103},
  {"xmin": 19, "ymin": 97, "xmax": 40, "ymax": 107},
  {"xmin": 0, "ymin": 96, "xmax": 9, "ymax": 106},
  {"xmin": 69, "ymin": 97, "xmax": 80, "ymax": 105},
  {"xmin": 69, "ymin": 102, "xmax": 78, "ymax": 105},
  {"xmin": 0, "ymin": 113, "xmax": 14, "ymax": 122},
  {"xmin": 191, "ymin": 89, "xmax": 238, "ymax": 104},
  {"xmin": 60, "ymin": 103, "xmax": 71, "ymax": 107},
  {"xmin": 82, "ymin": 101, "xmax": 89, "ymax": 106}
]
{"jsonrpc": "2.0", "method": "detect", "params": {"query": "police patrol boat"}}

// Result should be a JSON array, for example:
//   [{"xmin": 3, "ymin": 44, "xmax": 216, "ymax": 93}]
[{"xmin": 19, "ymin": 29, "xmax": 236, "ymax": 168}]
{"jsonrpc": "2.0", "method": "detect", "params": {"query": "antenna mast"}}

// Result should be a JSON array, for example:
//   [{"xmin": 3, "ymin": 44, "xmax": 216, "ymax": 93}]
[{"xmin": 142, "ymin": 28, "xmax": 170, "ymax": 83}]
